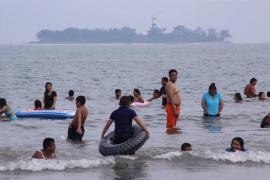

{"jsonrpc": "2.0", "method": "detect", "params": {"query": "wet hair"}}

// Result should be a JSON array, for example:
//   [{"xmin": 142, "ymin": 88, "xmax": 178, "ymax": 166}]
[
  {"xmin": 267, "ymin": 91, "xmax": 270, "ymax": 97},
  {"xmin": 153, "ymin": 89, "xmax": 160, "ymax": 95},
  {"xmin": 181, "ymin": 143, "xmax": 192, "ymax": 151},
  {"xmin": 0, "ymin": 98, "xmax": 7, "ymax": 107},
  {"xmin": 250, "ymin": 78, "xmax": 257, "ymax": 84},
  {"xmin": 44, "ymin": 82, "xmax": 52, "ymax": 93},
  {"xmin": 115, "ymin": 89, "xmax": 121, "ymax": 94},
  {"xmin": 119, "ymin": 96, "xmax": 131, "ymax": 107},
  {"xmin": 133, "ymin": 88, "xmax": 141, "ymax": 95},
  {"xmin": 231, "ymin": 137, "xmax": 245, "ymax": 151},
  {"xmin": 43, "ymin": 137, "xmax": 55, "ymax": 150},
  {"xmin": 128, "ymin": 95, "xmax": 134, "ymax": 103},
  {"xmin": 168, "ymin": 69, "xmax": 178, "ymax": 76},
  {"xmin": 34, "ymin": 99, "xmax": 42, "ymax": 109},
  {"xmin": 76, "ymin": 96, "xmax": 86, "ymax": 105},
  {"xmin": 258, "ymin": 92, "xmax": 264, "ymax": 97},
  {"xmin": 234, "ymin": 93, "xmax": 243, "ymax": 101},
  {"xmin": 260, "ymin": 114, "xmax": 270, "ymax": 128},
  {"xmin": 209, "ymin": 83, "xmax": 217, "ymax": 90},
  {"xmin": 68, "ymin": 90, "xmax": 74, "ymax": 97},
  {"xmin": 162, "ymin": 77, "xmax": 169, "ymax": 82}
]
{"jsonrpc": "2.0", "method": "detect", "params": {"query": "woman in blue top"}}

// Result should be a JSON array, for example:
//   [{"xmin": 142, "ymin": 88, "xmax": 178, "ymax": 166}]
[{"xmin": 201, "ymin": 83, "xmax": 224, "ymax": 116}]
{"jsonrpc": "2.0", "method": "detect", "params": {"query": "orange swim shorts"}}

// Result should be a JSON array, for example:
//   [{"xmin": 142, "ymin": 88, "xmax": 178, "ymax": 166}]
[{"xmin": 166, "ymin": 104, "xmax": 180, "ymax": 128}]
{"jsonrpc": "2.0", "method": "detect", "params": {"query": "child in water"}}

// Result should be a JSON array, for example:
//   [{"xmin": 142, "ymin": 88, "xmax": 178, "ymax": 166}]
[
  {"xmin": 181, "ymin": 143, "xmax": 192, "ymax": 152},
  {"xmin": 115, "ymin": 89, "xmax": 122, "ymax": 100},
  {"xmin": 0, "ymin": 98, "xmax": 17, "ymax": 121},
  {"xmin": 34, "ymin": 99, "xmax": 43, "ymax": 110},
  {"xmin": 147, "ymin": 89, "xmax": 160, "ymax": 102},
  {"xmin": 258, "ymin": 92, "xmax": 267, "ymax": 101},
  {"xmin": 65, "ymin": 90, "xmax": 75, "ymax": 101},
  {"xmin": 133, "ymin": 88, "xmax": 144, "ymax": 103},
  {"xmin": 32, "ymin": 137, "xmax": 56, "ymax": 159},
  {"xmin": 226, "ymin": 137, "xmax": 246, "ymax": 152},
  {"xmin": 234, "ymin": 93, "xmax": 243, "ymax": 103},
  {"xmin": 101, "ymin": 96, "xmax": 150, "ymax": 146}
]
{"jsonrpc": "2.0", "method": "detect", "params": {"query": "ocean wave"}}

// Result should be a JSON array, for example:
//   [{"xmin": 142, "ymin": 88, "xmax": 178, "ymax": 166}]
[
  {"xmin": 152, "ymin": 151, "xmax": 270, "ymax": 164},
  {"xmin": 0, "ymin": 157, "xmax": 115, "ymax": 172}
]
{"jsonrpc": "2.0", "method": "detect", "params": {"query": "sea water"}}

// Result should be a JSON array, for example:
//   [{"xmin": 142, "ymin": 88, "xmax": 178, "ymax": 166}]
[{"xmin": 0, "ymin": 43, "xmax": 270, "ymax": 180}]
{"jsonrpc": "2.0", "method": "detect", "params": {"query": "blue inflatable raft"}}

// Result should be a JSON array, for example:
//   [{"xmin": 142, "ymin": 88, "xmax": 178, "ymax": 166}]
[{"xmin": 16, "ymin": 110, "xmax": 75, "ymax": 119}]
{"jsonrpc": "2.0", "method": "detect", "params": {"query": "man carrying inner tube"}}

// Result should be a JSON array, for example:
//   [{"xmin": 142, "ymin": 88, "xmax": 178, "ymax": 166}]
[{"xmin": 101, "ymin": 96, "xmax": 150, "ymax": 144}]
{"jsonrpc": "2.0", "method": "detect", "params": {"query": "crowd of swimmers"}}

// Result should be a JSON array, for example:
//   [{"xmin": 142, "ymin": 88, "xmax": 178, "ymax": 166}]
[{"xmin": 0, "ymin": 69, "xmax": 269, "ymax": 160}]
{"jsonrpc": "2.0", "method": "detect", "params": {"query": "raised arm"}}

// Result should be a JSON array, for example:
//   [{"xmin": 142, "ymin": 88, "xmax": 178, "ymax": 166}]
[
  {"xmin": 134, "ymin": 116, "xmax": 150, "ymax": 139},
  {"xmin": 101, "ymin": 119, "xmax": 113, "ymax": 138}
]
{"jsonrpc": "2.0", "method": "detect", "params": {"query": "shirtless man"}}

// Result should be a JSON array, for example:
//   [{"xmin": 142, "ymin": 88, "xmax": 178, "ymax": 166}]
[
  {"xmin": 244, "ymin": 78, "xmax": 258, "ymax": 98},
  {"xmin": 165, "ymin": 69, "xmax": 181, "ymax": 133},
  {"xmin": 68, "ymin": 96, "xmax": 88, "ymax": 142}
]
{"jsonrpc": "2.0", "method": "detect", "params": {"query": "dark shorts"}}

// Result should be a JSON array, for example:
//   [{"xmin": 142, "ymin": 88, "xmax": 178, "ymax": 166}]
[
  {"xmin": 203, "ymin": 113, "xmax": 220, "ymax": 117},
  {"xmin": 113, "ymin": 133, "xmax": 132, "ymax": 144},
  {"xmin": 68, "ymin": 125, "xmax": 85, "ymax": 141}
]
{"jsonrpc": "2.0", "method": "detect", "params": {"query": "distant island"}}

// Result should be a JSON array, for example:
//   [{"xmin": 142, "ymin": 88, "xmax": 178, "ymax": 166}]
[{"xmin": 36, "ymin": 20, "xmax": 231, "ymax": 43}]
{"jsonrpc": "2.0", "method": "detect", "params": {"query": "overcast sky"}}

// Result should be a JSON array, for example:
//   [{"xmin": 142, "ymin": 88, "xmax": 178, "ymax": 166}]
[{"xmin": 0, "ymin": 0, "xmax": 270, "ymax": 44}]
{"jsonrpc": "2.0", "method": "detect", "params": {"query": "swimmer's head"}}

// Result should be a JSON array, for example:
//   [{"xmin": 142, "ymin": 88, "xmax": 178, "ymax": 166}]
[
  {"xmin": 34, "ymin": 99, "xmax": 42, "ymax": 109},
  {"xmin": 128, "ymin": 95, "xmax": 134, "ymax": 103},
  {"xmin": 250, "ymin": 78, "xmax": 257, "ymax": 86},
  {"xmin": 0, "ymin": 98, "xmax": 7, "ymax": 107},
  {"xmin": 258, "ymin": 92, "xmax": 266, "ymax": 100},
  {"xmin": 68, "ymin": 90, "xmax": 74, "ymax": 97},
  {"xmin": 234, "ymin": 93, "xmax": 243, "ymax": 102},
  {"xmin": 153, "ymin": 89, "xmax": 160, "ymax": 98},
  {"xmin": 208, "ymin": 83, "xmax": 217, "ymax": 95},
  {"xmin": 119, "ymin": 96, "xmax": 131, "ymax": 107},
  {"xmin": 45, "ymin": 82, "xmax": 53, "ymax": 92},
  {"xmin": 231, "ymin": 137, "xmax": 245, "ymax": 151},
  {"xmin": 161, "ymin": 77, "xmax": 168, "ymax": 86},
  {"xmin": 181, "ymin": 143, "xmax": 192, "ymax": 152},
  {"xmin": 76, "ymin": 96, "xmax": 86, "ymax": 107},
  {"xmin": 133, "ymin": 88, "xmax": 141, "ymax": 96},
  {"xmin": 115, "ymin": 89, "xmax": 121, "ymax": 99},
  {"xmin": 260, "ymin": 113, "xmax": 270, "ymax": 128},
  {"xmin": 43, "ymin": 137, "xmax": 56, "ymax": 153},
  {"xmin": 168, "ymin": 69, "xmax": 178, "ymax": 82}
]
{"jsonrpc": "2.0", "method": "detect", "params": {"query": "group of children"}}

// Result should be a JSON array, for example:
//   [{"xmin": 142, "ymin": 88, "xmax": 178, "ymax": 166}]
[
  {"xmin": 31, "ymin": 135, "xmax": 245, "ymax": 160},
  {"xmin": 234, "ymin": 78, "xmax": 270, "ymax": 103}
]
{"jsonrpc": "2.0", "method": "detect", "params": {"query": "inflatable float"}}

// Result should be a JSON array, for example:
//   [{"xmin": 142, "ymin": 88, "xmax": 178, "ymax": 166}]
[
  {"xmin": 99, "ymin": 126, "xmax": 147, "ymax": 156},
  {"xmin": 16, "ymin": 110, "xmax": 75, "ymax": 119},
  {"xmin": 130, "ymin": 101, "xmax": 151, "ymax": 107}
]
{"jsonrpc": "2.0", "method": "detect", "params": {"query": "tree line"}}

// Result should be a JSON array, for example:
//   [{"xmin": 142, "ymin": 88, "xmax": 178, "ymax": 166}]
[{"xmin": 36, "ymin": 25, "xmax": 231, "ymax": 43}]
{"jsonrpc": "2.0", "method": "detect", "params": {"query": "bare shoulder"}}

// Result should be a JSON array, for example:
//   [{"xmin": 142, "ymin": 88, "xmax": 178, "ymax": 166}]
[
  {"xmin": 165, "ymin": 81, "xmax": 173, "ymax": 89},
  {"xmin": 32, "ymin": 151, "xmax": 42, "ymax": 159}
]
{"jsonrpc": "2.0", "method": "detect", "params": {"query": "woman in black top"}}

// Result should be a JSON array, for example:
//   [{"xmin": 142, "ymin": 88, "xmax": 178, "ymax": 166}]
[{"xmin": 43, "ymin": 82, "xmax": 57, "ymax": 110}]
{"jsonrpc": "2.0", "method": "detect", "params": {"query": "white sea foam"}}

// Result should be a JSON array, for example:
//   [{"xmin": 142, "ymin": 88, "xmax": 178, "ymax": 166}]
[
  {"xmin": 152, "ymin": 151, "xmax": 270, "ymax": 164},
  {"xmin": 0, "ymin": 157, "xmax": 115, "ymax": 172}
]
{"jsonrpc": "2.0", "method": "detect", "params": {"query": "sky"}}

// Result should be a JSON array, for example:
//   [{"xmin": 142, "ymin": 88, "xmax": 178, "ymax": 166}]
[{"xmin": 0, "ymin": 0, "xmax": 270, "ymax": 44}]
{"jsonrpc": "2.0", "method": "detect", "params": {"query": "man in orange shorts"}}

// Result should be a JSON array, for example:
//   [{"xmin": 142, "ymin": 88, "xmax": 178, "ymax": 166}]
[{"xmin": 165, "ymin": 69, "xmax": 181, "ymax": 133}]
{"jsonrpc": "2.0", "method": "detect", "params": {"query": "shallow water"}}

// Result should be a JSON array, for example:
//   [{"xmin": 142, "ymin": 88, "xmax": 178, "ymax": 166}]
[{"xmin": 0, "ymin": 43, "xmax": 270, "ymax": 180}]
